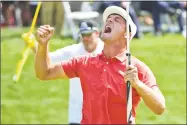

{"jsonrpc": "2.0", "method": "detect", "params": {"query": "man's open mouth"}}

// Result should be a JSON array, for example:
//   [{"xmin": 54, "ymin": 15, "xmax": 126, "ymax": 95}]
[{"xmin": 104, "ymin": 25, "xmax": 112, "ymax": 34}]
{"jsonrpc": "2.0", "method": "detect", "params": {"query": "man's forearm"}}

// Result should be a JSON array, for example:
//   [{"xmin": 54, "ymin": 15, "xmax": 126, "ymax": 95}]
[
  {"xmin": 134, "ymin": 81, "xmax": 166, "ymax": 115},
  {"xmin": 35, "ymin": 44, "xmax": 51, "ymax": 80}
]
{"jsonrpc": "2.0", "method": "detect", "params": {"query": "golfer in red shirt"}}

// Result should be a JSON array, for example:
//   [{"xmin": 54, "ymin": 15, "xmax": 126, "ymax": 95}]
[{"xmin": 35, "ymin": 6, "xmax": 166, "ymax": 124}]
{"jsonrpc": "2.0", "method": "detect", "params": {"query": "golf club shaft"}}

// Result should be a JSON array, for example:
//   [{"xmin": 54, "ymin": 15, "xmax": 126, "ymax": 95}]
[{"xmin": 126, "ymin": 1, "xmax": 132, "ymax": 124}]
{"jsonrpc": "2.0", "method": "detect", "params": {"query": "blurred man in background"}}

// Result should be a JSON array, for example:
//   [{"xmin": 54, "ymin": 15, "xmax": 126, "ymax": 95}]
[
  {"xmin": 29, "ymin": 0, "xmax": 41, "ymax": 26},
  {"xmin": 153, "ymin": 1, "xmax": 186, "ymax": 35},
  {"xmin": 140, "ymin": 1, "xmax": 186, "ymax": 36},
  {"xmin": 30, "ymin": 21, "xmax": 104, "ymax": 124},
  {"xmin": 41, "ymin": 2, "xmax": 64, "ymax": 36},
  {"xmin": 1, "ymin": 1, "xmax": 16, "ymax": 27}
]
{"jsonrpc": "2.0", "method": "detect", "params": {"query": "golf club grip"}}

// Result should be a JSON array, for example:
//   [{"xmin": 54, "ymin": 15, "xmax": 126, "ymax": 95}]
[
  {"xmin": 126, "ymin": 53, "xmax": 132, "ymax": 124},
  {"xmin": 127, "ymin": 81, "xmax": 131, "ymax": 100},
  {"xmin": 128, "ymin": 111, "xmax": 132, "ymax": 124},
  {"xmin": 127, "ymin": 80, "xmax": 132, "ymax": 124}
]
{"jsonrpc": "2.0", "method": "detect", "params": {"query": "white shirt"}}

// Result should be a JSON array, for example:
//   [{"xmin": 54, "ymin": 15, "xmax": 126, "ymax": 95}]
[{"xmin": 49, "ymin": 39, "xmax": 104, "ymax": 123}]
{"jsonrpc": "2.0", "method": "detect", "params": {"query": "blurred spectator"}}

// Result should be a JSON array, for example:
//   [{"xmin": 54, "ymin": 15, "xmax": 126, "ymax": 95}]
[
  {"xmin": 1, "ymin": 1, "xmax": 16, "ymax": 27},
  {"xmin": 140, "ymin": 1, "xmax": 186, "ymax": 36},
  {"xmin": 29, "ymin": 0, "xmax": 41, "ymax": 26},
  {"xmin": 0, "ymin": 2, "xmax": 6, "ymax": 27},
  {"xmin": 14, "ymin": 2, "xmax": 22, "ymax": 26},
  {"xmin": 19, "ymin": 1, "xmax": 32, "ymax": 26},
  {"xmin": 41, "ymin": 2, "xmax": 64, "ymax": 36},
  {"xmin": 1, "ymin": 1, "xmax": 41, "ymax": 27}
]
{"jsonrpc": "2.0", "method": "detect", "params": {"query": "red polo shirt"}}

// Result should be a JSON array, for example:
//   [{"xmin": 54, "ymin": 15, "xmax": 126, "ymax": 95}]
[{"xmin": 61, "ymin": 52, "xmax": 157, "ymax": 124}]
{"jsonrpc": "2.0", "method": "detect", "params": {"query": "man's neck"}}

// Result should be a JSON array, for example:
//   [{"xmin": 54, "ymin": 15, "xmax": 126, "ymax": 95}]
[{"xmin": 103, "ymin": 41, "xmax": 126, "ymax": 58}]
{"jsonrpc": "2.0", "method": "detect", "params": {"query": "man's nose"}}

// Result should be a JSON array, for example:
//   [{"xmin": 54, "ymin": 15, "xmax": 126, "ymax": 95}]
[{"xmin": 107, "ymin": 18, "xmax": 113, "ymax": 23}]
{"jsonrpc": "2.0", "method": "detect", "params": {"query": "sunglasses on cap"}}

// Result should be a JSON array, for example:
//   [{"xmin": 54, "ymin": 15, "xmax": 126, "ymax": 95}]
[
  {"xmin": 81, "ymin": 32, "xmax": 93, "ymax": 37},
  {"xmin": 79, "ymin": 22, "xmax": 98, "ymax": 37}
]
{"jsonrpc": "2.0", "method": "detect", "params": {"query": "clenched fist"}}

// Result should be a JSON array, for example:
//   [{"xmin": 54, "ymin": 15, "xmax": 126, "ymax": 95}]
[{"xmin": 36, "ymin": 25, "xmax": 54, "ymax": 47}]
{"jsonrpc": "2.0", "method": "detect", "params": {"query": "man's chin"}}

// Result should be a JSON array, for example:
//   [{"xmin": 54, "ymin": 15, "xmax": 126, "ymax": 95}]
[{"xmin": 101, "ymin": 34, "xmax": 112, "ymax": 42}]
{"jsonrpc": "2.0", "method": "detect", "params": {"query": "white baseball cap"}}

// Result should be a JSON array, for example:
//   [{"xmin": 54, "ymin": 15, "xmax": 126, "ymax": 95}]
[{"xmin": 103, "ymin": 6, "xmax": 137, "ymax": 41}]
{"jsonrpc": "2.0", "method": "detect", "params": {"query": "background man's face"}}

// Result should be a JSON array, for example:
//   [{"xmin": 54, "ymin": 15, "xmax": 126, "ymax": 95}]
[{"xmin": 81, "ymin": 32, "xmax": 99, "ymax": 52}]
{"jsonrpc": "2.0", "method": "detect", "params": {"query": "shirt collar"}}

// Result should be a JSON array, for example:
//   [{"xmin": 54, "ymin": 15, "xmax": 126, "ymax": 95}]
[
  {"xmin": 99, "ymin": 50, "xmax": 127, "ymax": 63},
  {"xmin": 115, "ymin": 50, "xmax": 127, "ymax": 62},
  {"xmin": 93, "ymin": 38, "xmax": 104, "ymax": 54}
]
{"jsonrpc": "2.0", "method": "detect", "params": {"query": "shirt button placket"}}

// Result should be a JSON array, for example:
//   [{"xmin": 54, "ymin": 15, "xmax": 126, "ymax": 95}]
[{"xmin": 104, "ymin": 61, "xmax": 110, "ymax": 88}]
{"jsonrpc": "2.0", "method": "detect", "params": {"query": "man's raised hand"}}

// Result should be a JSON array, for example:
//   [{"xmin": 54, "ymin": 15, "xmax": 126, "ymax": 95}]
[{"xmin": 36, "ymin": 25, "xmax": 54, "ymax": 47}]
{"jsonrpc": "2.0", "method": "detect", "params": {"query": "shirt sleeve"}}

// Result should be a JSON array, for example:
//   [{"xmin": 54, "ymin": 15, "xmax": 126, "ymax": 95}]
[
  {"xmin": 137, "ymin": 60, "xmax": 158, "ymax": 88},
  {"xmin": 61, "ymin": 56, "xmax": 84, "ymax": 78},
  {"xmin": 131, "ymin": 58, "xmax": 158, "ymax": 118}
]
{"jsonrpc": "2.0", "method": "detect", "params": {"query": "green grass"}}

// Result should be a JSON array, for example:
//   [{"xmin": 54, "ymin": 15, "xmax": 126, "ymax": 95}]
[{"xmin": 1, "ymin": 27, "xmax": 186, "ymax": 124}]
